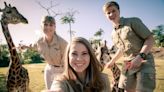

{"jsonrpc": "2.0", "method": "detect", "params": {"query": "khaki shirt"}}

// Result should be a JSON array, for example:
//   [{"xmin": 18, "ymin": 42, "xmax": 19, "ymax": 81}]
[
  {"xmin": 112, "ymin": 17, "xmax": 152, "ymax": 57},
  {"xmin": 32, "ymin": 34, "xmax": 67, "ymax": 65},
  {"xmin": 112, "ymin": 17, "xmax": 155, "ymax": 73},
  {"xmin": 50, "ymin": 73, "xmax": 111, "ymax": 92}
]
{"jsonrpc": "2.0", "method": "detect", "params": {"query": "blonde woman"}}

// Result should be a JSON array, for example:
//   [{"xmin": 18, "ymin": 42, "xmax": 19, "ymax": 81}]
[{"xmin": 21, "ymin": 16, "xmax": 68, "ymax": 89}]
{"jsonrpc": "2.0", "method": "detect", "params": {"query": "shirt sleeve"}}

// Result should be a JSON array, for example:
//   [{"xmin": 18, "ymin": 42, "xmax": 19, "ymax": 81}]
[
  {"xmin": 31, "ymin": 37, "xmax": 43, "ymax": 51},
  {"xmin": 131, "ymin": 17, "xmax": 152, "ymax": 39},
  {"xmin": 59, "ymin": 36, "xmax": 68, "ymax": 65},
  {"xmin": 30, "ymin": 37, "xmax": 43, "ymax": 51},
  {"xmin": 31, "ymin": 42, "xmax": 38, "ymax": 51}
]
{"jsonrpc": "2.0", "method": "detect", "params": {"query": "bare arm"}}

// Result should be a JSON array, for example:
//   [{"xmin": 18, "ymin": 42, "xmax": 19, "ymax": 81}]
[
  {"xmin": 20, "ymin": 44, "xmax": 31, "ymax": 49},
  {"xmin": 140, "ymin": 35, "xmax": 154, "ymax": 54},
  {"xmin": 19, "ymin": 44, "xmax": 34, "ymax": 50},
  {"xmin": 105, "ymin": 48, "xmax": 123, "ymax": 68},
  {"xmin": 130, "ymin": 34, "xmax": 154, "ymax": 69}
]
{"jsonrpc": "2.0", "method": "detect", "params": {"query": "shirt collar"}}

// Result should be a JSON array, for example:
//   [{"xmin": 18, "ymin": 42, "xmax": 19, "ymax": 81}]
[
  {"xmin": 114, "ymin": 17, "xmax": 125, "ymax": 30},
  {"xmin": 75, "ymin": 68, "xmax": 93, "ymax": 87},
  {"xmin": 43, "ymin": 34, "xmax": 58, "ymax": 46}
]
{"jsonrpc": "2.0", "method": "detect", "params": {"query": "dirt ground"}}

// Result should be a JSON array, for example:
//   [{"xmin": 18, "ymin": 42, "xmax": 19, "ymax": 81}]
[{"xmin": 151, "ymin": 47, "xmax": 164, "ymax": 59}]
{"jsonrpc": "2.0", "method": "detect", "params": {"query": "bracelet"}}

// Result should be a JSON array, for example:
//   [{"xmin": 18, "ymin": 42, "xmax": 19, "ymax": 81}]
[{"xmin": 139, "ymin": 53, "xmax": 146, "ymax": 60}]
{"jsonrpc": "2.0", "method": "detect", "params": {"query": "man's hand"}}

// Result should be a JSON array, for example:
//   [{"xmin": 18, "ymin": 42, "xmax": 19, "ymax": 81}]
[{"xmin": 129, "ymin": 55, "xmax": 146, "ymax": 69}]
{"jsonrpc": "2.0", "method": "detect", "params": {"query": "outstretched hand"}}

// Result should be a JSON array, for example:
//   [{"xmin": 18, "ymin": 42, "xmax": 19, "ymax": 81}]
[{"xmin": 18, "ymin": 43, "xmax": 32, "ymax": 50}]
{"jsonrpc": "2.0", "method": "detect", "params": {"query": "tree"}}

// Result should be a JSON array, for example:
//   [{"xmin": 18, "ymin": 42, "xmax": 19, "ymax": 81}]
[
  {"xmin": 60, "ymin": 9, "xmax": 78, "ymax": 41},
  {"xmin": 152, "ymin": 24, "xmax": 164, "ymax": 47},
  {"xmin": 22, "ymin": 49, "xmax": 43, "ymax": 64},
  {"xmin": 92, "ymin": 28, "xmax": 104, "ymax": 45},
  {"xmin": 94, "ymin": 28, "xmax": 104, "ymax": 37},
  {"xmin": 89, "ymin": 28, "xmax": 105, "ymax": 51},
  {"xmin": 0, "ymin": 44, "xmax": 10, "ymax": 67},
  {"xmin": 36, "ymin": 0, "xmax": 61, "ymax": 18}
]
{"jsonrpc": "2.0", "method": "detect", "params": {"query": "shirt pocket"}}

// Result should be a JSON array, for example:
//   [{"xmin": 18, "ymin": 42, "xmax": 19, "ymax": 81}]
[
  {"xmin": 50, "ymin": 47, "xmax": 62, "ymax": 63},
  {"xmin": 37, "ymin": 44, "xmax": 46, "ymax": 58},
  {"xmin": 141, "ymin": 73, "xmax": 156, "ymax": 89},
  {"xmin": 121, "ymin": 26, "xmax": 136, "ymax": 40}
]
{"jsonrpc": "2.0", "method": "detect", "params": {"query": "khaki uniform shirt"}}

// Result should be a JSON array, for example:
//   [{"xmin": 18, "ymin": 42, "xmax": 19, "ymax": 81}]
[
  {"xmin": 50, "ymin": 73, "xmax": 111, "ymax": 92},
  {"xmin": 112, "ymin": 17, "xmax": 155, "ymax": 73},
  {"xmin": 32, "ymin": 34, "xmax": 67, "ymax": 66}
]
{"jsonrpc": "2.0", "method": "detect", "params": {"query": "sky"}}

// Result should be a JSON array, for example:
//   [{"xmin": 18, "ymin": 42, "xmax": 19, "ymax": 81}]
[{"xmin": 0, "ymin": 0, "xmax": 164, "ymax": 48}]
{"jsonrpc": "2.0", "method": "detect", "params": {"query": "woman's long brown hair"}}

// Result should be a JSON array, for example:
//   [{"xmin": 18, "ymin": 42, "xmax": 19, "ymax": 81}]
[{"xmin": 60, "ymin": 37, "xmax": 104, "ymax": 92}]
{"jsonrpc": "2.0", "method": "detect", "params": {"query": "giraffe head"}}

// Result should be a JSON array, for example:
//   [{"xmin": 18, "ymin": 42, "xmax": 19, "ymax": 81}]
[
  {"xmin": 95, "ymin": 40, "xmax": 111, "ymax": 66},
  {"xmin": 0, "ymin": 2, "xmax": 28, "ymax": 24}
]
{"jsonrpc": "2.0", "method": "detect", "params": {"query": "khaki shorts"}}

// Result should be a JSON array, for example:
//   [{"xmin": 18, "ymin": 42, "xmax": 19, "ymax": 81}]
[{"xmin": 118, "ymin": 72, "xmax": 156, "ymax": 92}]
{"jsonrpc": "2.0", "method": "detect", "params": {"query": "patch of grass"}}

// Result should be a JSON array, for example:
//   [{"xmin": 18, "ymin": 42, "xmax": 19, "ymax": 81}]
[
  {"xmin": 0, "ymin": 63, "xmax": 46, "ymax": 92},
  {"xmin": 0, "ymin": 74, "xmax": 7, "ymax": 92},
  {"xmin": 0, "ymin": 58, "xmax": 164, "ymax": 92},
  {"xmin": 25, "ymin": 63, "xmax": 46, "ymax": 91},
  {"xmin": 154, "ymin": 59, "xmax": 164, "ymax": 92}
]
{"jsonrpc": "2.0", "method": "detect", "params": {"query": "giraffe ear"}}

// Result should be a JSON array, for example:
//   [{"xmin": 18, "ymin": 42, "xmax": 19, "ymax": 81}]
[
  {"xmin": 4, "ymin": 2, "xmax": 7, "ymax": 7},
  {"xmin": 0, "ymin": 8, "xmax": 4, "ymax": 12},
  {"xmin": 104, "ymin": 40, "xmax": 107, "ymax": 47},
  {"xmin": 98, "ymin": 41, "xmax": 101, "ymax": 46},
  {"xmin": 9, "ymin": 4, "xmax": 11, "ymax": 7}
]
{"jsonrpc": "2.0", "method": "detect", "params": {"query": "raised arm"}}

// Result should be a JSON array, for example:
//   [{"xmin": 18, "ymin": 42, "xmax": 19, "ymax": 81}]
[{"xmin": 105, "ymin": 48, "xmax": 123, "ymax": 68}]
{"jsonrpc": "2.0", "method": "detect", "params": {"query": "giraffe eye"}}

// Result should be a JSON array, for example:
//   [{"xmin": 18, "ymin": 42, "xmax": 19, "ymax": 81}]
[{"xmin": 6, "ymin": 10, "xmax": 12, "ymax": 13}]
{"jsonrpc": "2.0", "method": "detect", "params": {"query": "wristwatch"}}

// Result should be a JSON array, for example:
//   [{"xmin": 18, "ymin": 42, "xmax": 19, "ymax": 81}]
[{"xmin": 139, "ymin": 53, "xmax": 147, "ymax": 60}]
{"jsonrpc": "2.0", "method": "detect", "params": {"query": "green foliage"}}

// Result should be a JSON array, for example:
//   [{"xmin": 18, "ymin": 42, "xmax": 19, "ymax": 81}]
[
  {"xmin": 0, "ymin": 44, "xmax": 10, "ymax": 67},
  {"xmin": 0, "ymin": 74, "xmax": 7, "ymax": 92},
  {"xmin": 61, "ymin": 15, "xmax": 75, "ymax": 24},
  {"xmin": 90, "ymin": 28, "xmax": 104, "ymax": 45},
  {"xmin": 60, "ymin": 9, "xmax": 78, "ymax": 41},
  {"xmin": 94, "ymin": 28, "xmax": 104, "ymax": 37},
  {"xmin": 21, "ymin": 49, "xmax": 44, "ymax": 64},
  {"xmin": 0, "ymin": 44, "xmax": 43, "ymax": 67},
  {"xmin": 152, "ymin": 25, "xmax": 164, "ymax": 47}
]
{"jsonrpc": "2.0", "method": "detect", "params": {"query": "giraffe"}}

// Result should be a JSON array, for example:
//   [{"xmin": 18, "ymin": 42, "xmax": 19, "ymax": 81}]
[
  {"xmin": 95, "ymin": 40, "xmax": 124, "ymax": 92},
  {"xmin": 0, "ymin": 2, "xmax": 29, "ymax": 92}
]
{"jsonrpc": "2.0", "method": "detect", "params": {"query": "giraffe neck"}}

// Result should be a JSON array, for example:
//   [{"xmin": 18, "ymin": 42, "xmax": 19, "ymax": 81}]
[{"xmin": 1, "ymin": 21, "xmax": 22, "ymax": 69}]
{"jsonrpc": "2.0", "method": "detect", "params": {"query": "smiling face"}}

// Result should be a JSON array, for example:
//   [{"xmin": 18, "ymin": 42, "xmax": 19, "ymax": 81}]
[
  {"xmin": 42, "ymin": 22, "xmax": 56, "ymax": 39},
  {"xmin": 104, "ymin": 5, "xmax": 120, "ymax": 23},
  {"xmin": 41, "ymin": 16, "xmax": 56, "ymax": 40},
  {"xmin": 69, "ymin": 42, "xmax": 90, "ymax": 74}
]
